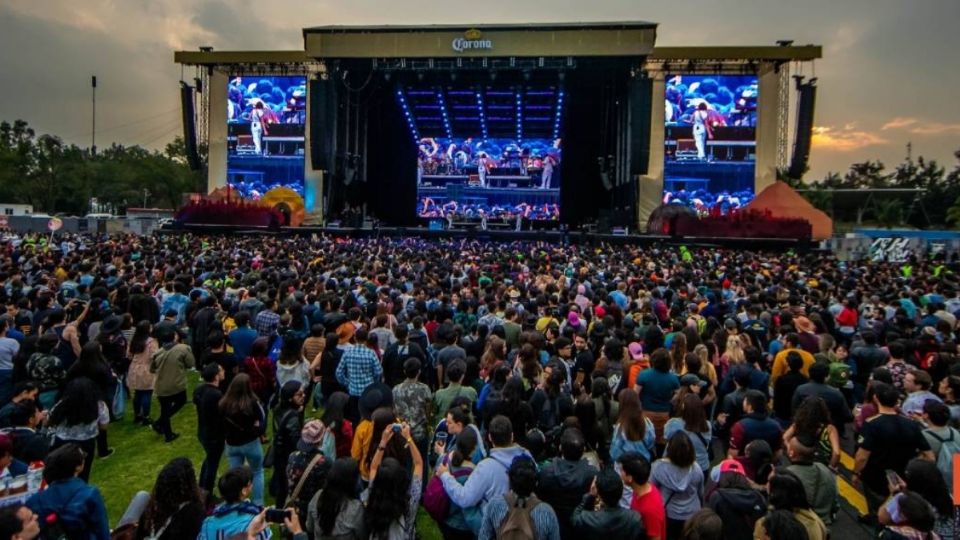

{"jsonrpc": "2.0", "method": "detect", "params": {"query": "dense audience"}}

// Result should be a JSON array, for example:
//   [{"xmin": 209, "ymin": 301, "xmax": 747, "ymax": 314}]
[{"xmin": 0, "ymin": 231, "xmax": 958, "ymax": 540}]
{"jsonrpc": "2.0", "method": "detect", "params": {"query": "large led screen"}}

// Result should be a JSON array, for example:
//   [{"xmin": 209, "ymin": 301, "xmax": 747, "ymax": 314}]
[
  {"xmin": 227, "ymin": 76, "xmax": 305, "ymax": 198},
  {"xmin": 663, "ymin": 75, "xmax": 758, "ymax": 214}
]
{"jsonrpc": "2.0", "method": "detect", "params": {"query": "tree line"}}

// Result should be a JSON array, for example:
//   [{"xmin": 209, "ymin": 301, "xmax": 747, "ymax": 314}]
[
  {"xmin": 2, "ymin": 118, "xmax": 960, "ymax": 228},
  {"xmin": 0, "ymin": 119, "xmax": 204, "ymax": 215},
  {"xmin": 781, "ymin": 149, "xmax": 960, "ymax": 229}
]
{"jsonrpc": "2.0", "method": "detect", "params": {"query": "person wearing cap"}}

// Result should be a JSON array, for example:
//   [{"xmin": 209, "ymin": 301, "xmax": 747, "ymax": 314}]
[
  {"xmin": 705, "ymin": 460, "xmax": 767, "ymax": 540},
  {"xmin": 284, "ymin": 419, "xmax": 333, "ymax": 520},
  {"xmin": 793, "ymin": 316, "xmax": 820, "ymax": 355}
]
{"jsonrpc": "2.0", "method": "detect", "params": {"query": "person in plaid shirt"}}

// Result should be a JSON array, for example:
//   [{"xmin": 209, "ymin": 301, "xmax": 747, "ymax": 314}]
[
  {"xmin": 335, "ymin": 328, "xmax": 383, "ymax": 423},
  {"xmin": 255, "ymin": 298, "xmax": 281, "ymax": 337}
]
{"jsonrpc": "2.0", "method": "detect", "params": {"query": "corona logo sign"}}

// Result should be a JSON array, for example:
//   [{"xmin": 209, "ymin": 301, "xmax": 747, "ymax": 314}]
[{"xmin": 452, "ymin": 29, "xmax": 493, "ymax": 53}]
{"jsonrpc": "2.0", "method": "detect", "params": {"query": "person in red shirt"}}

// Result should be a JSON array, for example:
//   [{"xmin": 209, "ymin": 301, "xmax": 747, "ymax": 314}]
[{"xmin": 619, "ymin": 452, "xmax": 666, "ymax": 540}]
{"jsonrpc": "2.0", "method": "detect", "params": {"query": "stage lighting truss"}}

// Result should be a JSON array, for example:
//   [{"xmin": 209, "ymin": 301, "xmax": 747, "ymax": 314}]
[
  {"xmin": 397, "ymin": 83, "xmax": 563, "ymax": 141},
  {"xmin": 396, "ymin": 89, "xmax": 421, "ymax": 144},
  {"xmin": 476, "ymin": 89, "xmax": 488, "ymax": 139},
  {"xmin": 437, "ymin": 90, "xmax": 453, "ymax": 138},
  {"xmin": 515, "ymin": 90, "xmax": 523, "ymax": 143},
  {"xmin": 553, "ymin": 89, "xmax": 564, "ymax": 140}
]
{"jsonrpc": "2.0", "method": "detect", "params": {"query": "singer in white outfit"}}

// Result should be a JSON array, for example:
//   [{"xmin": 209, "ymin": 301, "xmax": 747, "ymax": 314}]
[
  {"xmin": 251, "ymin": 102, "xmax": 268, "ymax": 155},
  {"xmin": 692, "ymin": 102, "xmax": 712, "ymax": 161}
]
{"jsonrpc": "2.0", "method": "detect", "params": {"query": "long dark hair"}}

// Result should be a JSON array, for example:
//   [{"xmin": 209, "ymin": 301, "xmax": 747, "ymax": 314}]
[
  {"xmin": 679, "ymin": 393, "xmax": 709, "ymax": 434},
  {"xmin": 67, "ymin": 342, "xmax": 108, "ymax": 379},
  {"xmin": 142, "ymin": 458, "xmax": 202, "ymax": 534},
  {"xmin": 49, "ymin": 377, "xmax": 100, "ymax": 427},
  {"xmin": 218, "ymin": 373, "xmax": 258, "ymax": 417},
  {"xmin": 905, "ymin": 458, "xmax": 953, "ymax": 516},
  {"xmin": 450, "ymin": 425, "xmax": 478, "ymax": 467},
  {"xmin": 129, "ymin": 321, "xmax": 152, "ymax": 355},
  {"xmin": 317, "ymin": 458, "xmax": 361, "ymax": 535},
  {"xmin": 792, "ymin": 396, "xmax": 831, "ymax": 439},
  {"xmin": 768, "ymin": 468, "xmax": 811, "ymax": 510},
  {"xmin": 617, "ymin": 389, "xmax": 646, "ymax": 442},
  {"xmin": 364, "ymin": 457, "xmax": 411, "ymax": 537},
  {"xmin": 322, "ymin": 392, "xmax": 349, "ymax": 432},
  {"xmin": 366, "ymin": 407, "xmax": 402, "ymax": 468}
]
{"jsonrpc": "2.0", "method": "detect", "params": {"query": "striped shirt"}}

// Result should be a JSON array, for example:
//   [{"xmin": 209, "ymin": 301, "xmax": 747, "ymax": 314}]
[
  {"xmin": 478, "ymin": 494, "xmax": 561, "ymax": 540},
  {"xmin": 335, "ymin": 345, "xmax": 383, "ymax": 397}
]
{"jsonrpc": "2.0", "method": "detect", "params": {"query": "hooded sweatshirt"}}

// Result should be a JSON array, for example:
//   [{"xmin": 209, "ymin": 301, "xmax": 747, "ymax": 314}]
[
  {"xmin": 27, "ymin": 477, "xmax": 110, "ymax": 540},
  {"xmin": 650, "ymin": 459, "xmax": 704, "ymax": 521},
  {"xmin": 277, "ymin": 359, "xmax": 311, "ymax": 388},
  {"xmin": 198, "ymin": 502, "xmax": 272, "ymax": 540},
  {"xmin": 440, "ymin": 445, "xmax": 533, "ymax": 510}
]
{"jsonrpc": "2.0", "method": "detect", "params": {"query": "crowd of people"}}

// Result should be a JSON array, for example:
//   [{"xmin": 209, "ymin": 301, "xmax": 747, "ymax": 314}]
[{"xmin": 0, "ymin": 231, "xmax": 957, "ymax": 540}]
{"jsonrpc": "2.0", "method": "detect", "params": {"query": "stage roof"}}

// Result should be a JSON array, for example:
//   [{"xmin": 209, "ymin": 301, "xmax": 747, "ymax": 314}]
[
  {"xmin": 173, "ymin": 50, "xmax": 311, "ymax": 66},
  {"xmin": 303, "ymin": 22, "xmax": 658, "ymax": 58},
  {"xmin": 649, "ymin": 46, "xmax": 821, "ymax": 62},
  {"xmin": 303, "ymin": 22, "xmax": 658, "ymax": 33}
]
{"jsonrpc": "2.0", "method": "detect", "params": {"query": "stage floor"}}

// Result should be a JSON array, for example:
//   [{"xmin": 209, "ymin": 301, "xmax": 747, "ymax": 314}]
[{"xmin": 162, "ymin": 223, "xmax": 813, "ymax": 250}]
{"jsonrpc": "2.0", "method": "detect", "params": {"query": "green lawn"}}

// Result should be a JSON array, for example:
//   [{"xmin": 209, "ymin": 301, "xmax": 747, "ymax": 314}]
[{"xmin": 89, "ymin": 372, "xmax": 442, "ymax": 539}]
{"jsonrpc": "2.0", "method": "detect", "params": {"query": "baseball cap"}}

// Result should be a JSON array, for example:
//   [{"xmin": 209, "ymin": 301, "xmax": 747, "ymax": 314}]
[
  {"xmin": 628, "ymin": 342, "xmax": 643, "ymax": 360},
  {"xmin": 710, "ymin": 458, "xmax": 747, "ymax": 483}
]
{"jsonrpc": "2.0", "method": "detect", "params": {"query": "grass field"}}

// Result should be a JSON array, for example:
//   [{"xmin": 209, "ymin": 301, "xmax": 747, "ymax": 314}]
[{"xmin": 88, "ymin": 372, "xmax": 442, "ymax": 539}]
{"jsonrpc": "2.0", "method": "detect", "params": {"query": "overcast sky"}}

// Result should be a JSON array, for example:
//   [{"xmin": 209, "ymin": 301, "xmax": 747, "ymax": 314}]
[{"xmin": 1, "ymin": 0, "xmax": 958, "ymax": 180}]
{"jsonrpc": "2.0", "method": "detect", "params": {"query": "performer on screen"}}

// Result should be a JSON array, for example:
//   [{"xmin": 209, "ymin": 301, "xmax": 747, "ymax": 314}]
[
  {"xmin": 692, "ymin": 102, "xmax": 713, "ymax": 161},
  {"xmin": 541, "ymin": 154, "xmax": 557, "ymax": 189},
  {"xmin": 251, "ymin": 101, "xmax": 269, "ymax": 155},
  {"xmin": 477, "ymin": 152, "xmax": 493, "ymax": 188}
]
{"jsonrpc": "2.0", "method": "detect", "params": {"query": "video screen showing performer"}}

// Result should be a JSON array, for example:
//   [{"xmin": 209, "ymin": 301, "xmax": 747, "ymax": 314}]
[
  {"xmin": 663, "ymin": 74, "xmax": 758, "ymax": 215},
  {"xmin": 226, "ymin": 76, "xmax": 306, "ymax": 199},
  {"xmin": 415, "ymin": 137, "xmax": 561, "ymax": 221}
]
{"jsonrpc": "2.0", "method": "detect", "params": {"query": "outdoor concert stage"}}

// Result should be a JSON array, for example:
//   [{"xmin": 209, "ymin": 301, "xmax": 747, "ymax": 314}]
[{"xmin": 175, "ymin": 22, "xmax": 821, "ymax": 231}]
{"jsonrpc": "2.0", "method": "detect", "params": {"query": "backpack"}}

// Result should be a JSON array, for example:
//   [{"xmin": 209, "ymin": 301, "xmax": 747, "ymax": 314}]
[
  {"xmin": 926, "ymin": 427, "xmax": 960, "ymax": 492},
  {"xmin": 827, "ymin": 362, "xmax": 851, "ymax": 388},
  {"xmin": 422, "ymin": 459, "xmax": 474, "ymax": 522},
  {"xmin": 497, "ymin": 493, "xmax": 542, "ymax": 540}
]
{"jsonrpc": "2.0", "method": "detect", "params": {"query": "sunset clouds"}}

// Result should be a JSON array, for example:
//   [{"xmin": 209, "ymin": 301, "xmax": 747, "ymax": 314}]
[{"xmin": 1, "ymin": 0, "xmax": 958, "ymax": 179}]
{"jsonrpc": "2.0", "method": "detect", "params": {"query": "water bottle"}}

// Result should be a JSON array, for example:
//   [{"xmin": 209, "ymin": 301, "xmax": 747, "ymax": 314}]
[{"xmin": 27, "ymin": 462, "xmax": 43, "ymax": 492}]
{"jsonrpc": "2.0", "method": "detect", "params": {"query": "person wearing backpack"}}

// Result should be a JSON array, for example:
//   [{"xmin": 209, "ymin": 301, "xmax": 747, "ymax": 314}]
[
  {"xmin": 436, "ymin": 416, "xmax": 533, "ymax": 518},
  {"xmin": 705, "ymin": 462, "xmax": 766, "ymax": 540},
  {"xmin": 920, "ymin": 400, "xmax": 960, "ymax": 492},
  {"xmin": 26, "ymin": 444, "xmax": 110, "ymax": 540},
  {"xmin": 477, "ymin": 457, "xmax": 560, "ymax": 540},
  {"xmin": 425, "ymin": 426, "xmax": 482, "ymax": 539}
]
